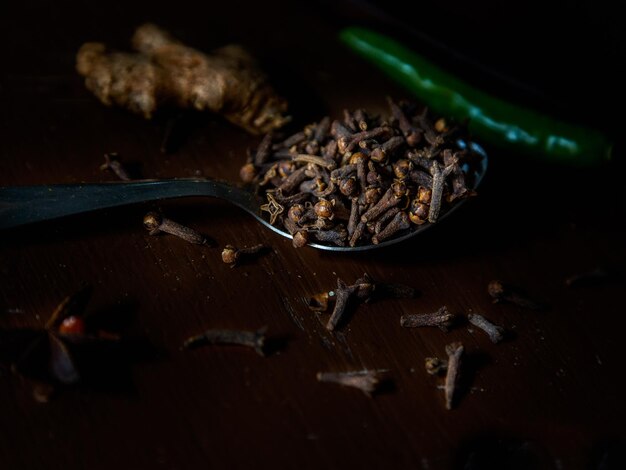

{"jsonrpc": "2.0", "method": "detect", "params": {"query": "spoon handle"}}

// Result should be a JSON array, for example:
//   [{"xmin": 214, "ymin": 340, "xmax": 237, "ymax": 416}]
[{"xmin": 0, "ymin": 178, "xmax": 255, "ymax": 230}]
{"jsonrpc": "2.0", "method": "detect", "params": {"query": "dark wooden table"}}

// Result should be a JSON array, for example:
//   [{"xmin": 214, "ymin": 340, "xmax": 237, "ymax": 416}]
[{"xmin": 1, "ymin": 2, "xmax": 625, "ymax": 469}]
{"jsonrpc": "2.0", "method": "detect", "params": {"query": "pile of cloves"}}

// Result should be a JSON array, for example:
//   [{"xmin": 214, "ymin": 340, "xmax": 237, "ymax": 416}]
[{"xmin": 240, "ymin": 99, "xmax": 477, "ymax": 247}]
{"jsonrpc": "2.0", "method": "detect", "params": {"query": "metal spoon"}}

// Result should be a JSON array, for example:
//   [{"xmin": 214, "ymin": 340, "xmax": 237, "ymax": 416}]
[{"xmin": 0, "ymin": 142, "xmax": 487, "ymax": 251}]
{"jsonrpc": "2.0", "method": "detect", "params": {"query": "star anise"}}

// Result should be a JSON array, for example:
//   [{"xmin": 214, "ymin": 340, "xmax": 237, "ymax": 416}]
[
  {"xmin": 260, "ymin": 191, "xmax": 284, "ymax": 225},
  {"xmin": 1, "ymin": 286, "xmax": 120, "ymax": 401}
]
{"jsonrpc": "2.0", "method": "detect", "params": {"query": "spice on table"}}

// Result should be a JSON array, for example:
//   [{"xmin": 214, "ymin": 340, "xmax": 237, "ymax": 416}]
[
  {"xmin": 326, "ymin": 278, "xmax": 360, "ymax": 331},
  {"xmin": 221, "ymin": 244, "xmax": 267, "ymax": 267},
  {"xmin": 468, "ymin": 313, "xmax": 505, "ymax": 344},
  {"xmin": 241, "ymin": 100, "xmax": 479, "ymax": 248},
  {"xmin": 99, "ymin": 153, "xmax": 131, "ymax": 181},
  {"xmin": 76, "ymin": 24, "xmax": 288, "ymax": 134},
  {"xmin": 182, "ymin": 328, "xmax": 267, "ymax": 356},
  {"xmin": 4, "ymin": 286, "xmax": 121, "ymax": 401},
  {"xmin": 488, "ymin": 280, "xmax": 543, "ymax": 310},
  {"xmin": 425, "ymin": 357, "xmax": 447, "ymax": 376},
  {"xmin": 143, "ymin": 212, "xmax": 207, "ymax": 245},
  {"xmin": 316, "ymin": 370, "xmax": 381, "ymax": 396},
  {"xmin": 400, "ymin": 306, "xmax": 455, "ymax": 332},
  {"xmin": 444, "ymin": 342, "xmax": 464, "ymax": 410},
  {"xmin": 319, "ymin": 273, "xmax": 416, "ymax": 330}
]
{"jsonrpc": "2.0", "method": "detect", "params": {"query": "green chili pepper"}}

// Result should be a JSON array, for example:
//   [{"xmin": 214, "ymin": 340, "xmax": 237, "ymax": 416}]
[{"xmin": 340, "ymin": 26, "xmax": 612, "ymax": 165}]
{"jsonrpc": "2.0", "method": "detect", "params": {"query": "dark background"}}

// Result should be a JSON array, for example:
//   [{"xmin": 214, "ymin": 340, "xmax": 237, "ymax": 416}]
[{"xmin": 1, "ymin": 1, "xmax": 625, "ymax": 469}]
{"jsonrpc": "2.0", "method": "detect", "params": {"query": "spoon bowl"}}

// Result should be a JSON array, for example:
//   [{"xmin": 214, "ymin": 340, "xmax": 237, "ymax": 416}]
[{"xmin": 0, "ymin": 141, "xmax": 486, "ymax": 251}]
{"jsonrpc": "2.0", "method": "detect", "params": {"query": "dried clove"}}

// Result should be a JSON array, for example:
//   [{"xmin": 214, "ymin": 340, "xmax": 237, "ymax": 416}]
[
  {"xmin": 318, "ymin": 274, "xmax": 415, "ymax": 330},
  {"xmin": 353, "ymin": 273, "xmax": 376, "ymax": 302},
  {"xmin": 339, "ymin": 176, "xmax": 358, "ymax": 197},
  {"xmin": 342, "ymin": 109, "xmax": 358, "ymax": 132},
  {"xmin": 468, "ymin": 313, "xmax": 505, "ymax": 343},
  {"xmin": 277, "ymin": 165, "xmax": 309, "ymax": 193},
  {"xmin": 221, "ymin": 244, "xmax": 267, "ymax": 266},
  {"xmin": 253, "ymin": 133, "xmax": 274, "ymax": 166},
  {"xmin": 143, "ymin": 212, "xmax": 207, "ymax": 245},
  {"xmin": 400, "ymin": 306, "xmax": 455, "ymax": 331},
  {"xmin": 373, "ymin": 207, "xmax": 401, "ymax": 234},
  {"xmin": 311, "ymin": 226, "xmax": 348, "ymax": 246},
  {"xmin": 293, "ymin": 154, "xmax": 336, "ymax": 170},
  {"xmin": 354, "ymin": 109, "xmax": 369, "ymax": 131},
  {"xmin": 291, "ymin": 230, "xmax": 309, "ymax": 248},
  {"xmin": 326, "ymin": 278, "xmax": 359, "ymax": 331},
  {"xmin": 182, "ymin": 328, "xmax": 267, "ymax": 356},
  {"xmin": 349, "ymin": 221, "xmax": 367, "ymax": 247},
  {"xmin": 387, "ymin": 97, "xmax": 421, "ymax": 146},
  {"xmin": 281, "ymin": 131, "xmax": 307, "ymax": 148},
  {"xmin": 408, "ymin": 198, "xmax": 429, "ymax": 225},
  {"xmin": 361, "ymin": 188, "xmax": 402, "ymax": 223},
  {"xmin": 100, "ymin": 153, "xmax": 131, "ymax": 181},
  {"xmin": 371, "ymin": 136, "xmax": 404, "ymax": 163},
  {"xmin": 444, "ymin": 342, "xmax": 464, "ymax": 410},
  {"xmin": 344, "ymin": 127, "xmax": 392, "ymax": 154},
  {"xmin": 372, "ymin": 211, "xmax": 410, "ymax": 244},
  {"xmin": 488, "ymin": 280, "xmax": 543, "ymax": 310},
  {"xmin": 316, "ymin": 370, "xmax": 381, "ymax": 396}
]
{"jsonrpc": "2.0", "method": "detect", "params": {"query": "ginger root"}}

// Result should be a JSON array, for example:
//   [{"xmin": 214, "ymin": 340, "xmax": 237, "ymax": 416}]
[{"xmin": 76, "ymin": 24, "xmax": 289, "ymax": 134}]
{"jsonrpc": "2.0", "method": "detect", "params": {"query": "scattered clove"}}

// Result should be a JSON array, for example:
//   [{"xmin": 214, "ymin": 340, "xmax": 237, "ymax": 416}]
[
  {"xmin": 241, "ymin": 100, "xmax": 480, "ymax": 247},
  {"xmin": 488, "ymin": 280, "xmax": 543, "ymax": 310},
  {"xmin": 143, "ymin": 212, "xmax": 207, "ymax": 245},
  {"xmin": 468, "ymin": 313, "xmax": 505, "ymax": 344},
  {"xmin": 318, "ymin": 274, "xmax": 415, "ymax": 330},
  {"xmin": 182, "ymin": 328, "xmax": 267, "ymax": 356},
  {"xmin": 221, "ymin": 244, "xmax": 267, "ymax": 266},
  {"xmin": 444, "ymin": 342, "xmax": 464, "ymax": 410},
  {"xmin": 326, "ymin": 278, "xmax": 359, "ymax": 331},
  {"xmin": 99, "ymin": 153, "xmax": 131, "ymax": 181},
  {"xmin": 400, "ymin": 306, "xmax": 455, "ymax": 332},
  {"xmin": 316, "ymin": 370, "xmax": 382, "ymax": 396}
]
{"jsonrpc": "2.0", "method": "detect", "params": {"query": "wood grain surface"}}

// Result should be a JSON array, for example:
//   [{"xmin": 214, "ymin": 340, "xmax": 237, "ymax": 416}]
[{"xmin": 1, "ymin": 1, "xmax": 625, "ymax": 469}]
